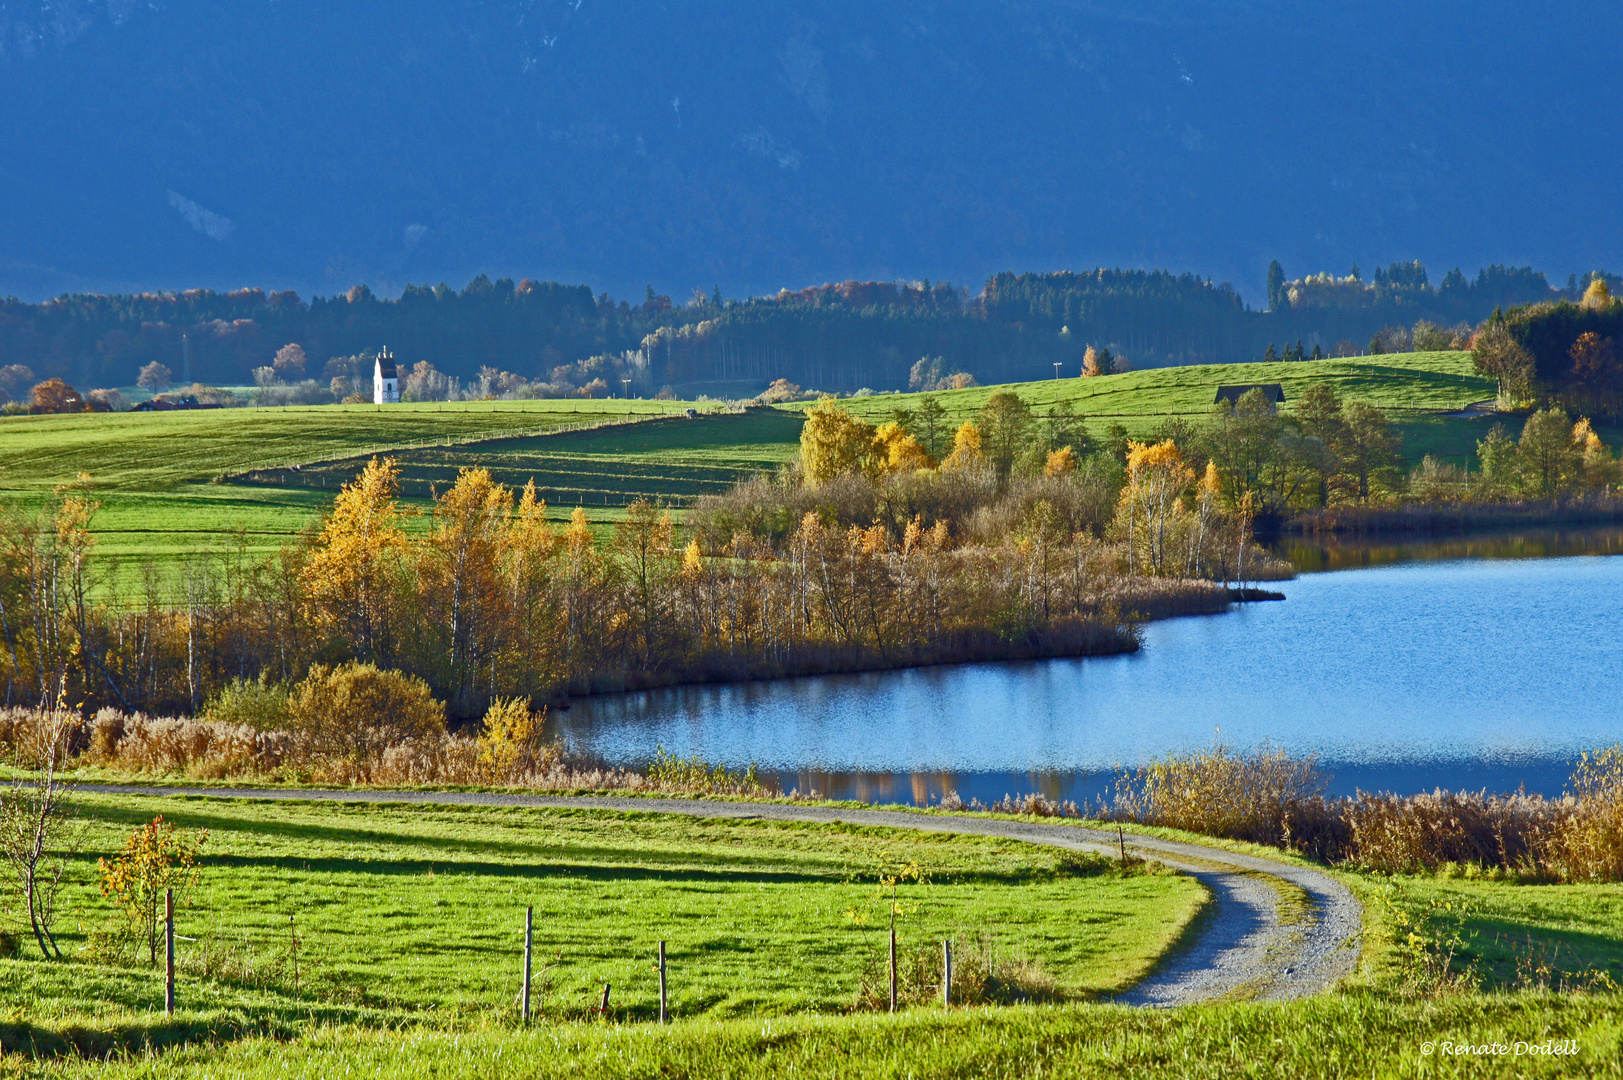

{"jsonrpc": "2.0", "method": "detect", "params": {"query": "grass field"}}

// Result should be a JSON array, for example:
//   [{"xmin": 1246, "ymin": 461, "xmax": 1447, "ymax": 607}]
[
  {"xmin": 0, "ymin": 352, "xmax": 1585, "ymax": 577},
  {"xmin": 4, "ymin": 797, "xmax": 1622, "ymax": 1077},
  {"xmin": 2, "ymin": 795, "xmax": 1204, "ymax": 1029},
  {"xmin": 0, "ymin": 399, "xmax": 702, "ymax": 576},
  {"xmin": 250, "ymin": 408, "xmax": 805, "ymax": 507},
  {"xmin": 805, "ymin": 351, "xmax": 1498, "ymax": 429}
]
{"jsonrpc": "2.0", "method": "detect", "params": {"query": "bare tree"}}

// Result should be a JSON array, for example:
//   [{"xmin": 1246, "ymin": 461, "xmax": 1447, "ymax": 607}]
[{"xmin": 1, "ymin": 709, "xmax": 78, "ymax": 959}]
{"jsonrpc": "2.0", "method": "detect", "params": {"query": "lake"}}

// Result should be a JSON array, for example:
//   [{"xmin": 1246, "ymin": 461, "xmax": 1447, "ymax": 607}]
[{"xmin": 548, "ymin": 529, "xmax": 1623, "ymax": 805}]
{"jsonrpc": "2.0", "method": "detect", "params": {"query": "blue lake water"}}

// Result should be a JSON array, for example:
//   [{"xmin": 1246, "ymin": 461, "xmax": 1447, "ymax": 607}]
[{"xmin": 549, "ymin": 539, "xmax": 1623, "ymax": 804}]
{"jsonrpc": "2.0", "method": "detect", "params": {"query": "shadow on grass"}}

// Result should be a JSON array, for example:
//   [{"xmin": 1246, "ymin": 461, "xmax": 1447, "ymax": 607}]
[
  {"xmin": 1462, "ymin": 915, "xmax": 1623, "ymax": 991},
  {"xmin": 68, "ymin": 799, "xmax": 1058, "ymax": 887},
  {"xmin": 0, "ymin": 992, "xmax": 398, "ymax": 1061}
]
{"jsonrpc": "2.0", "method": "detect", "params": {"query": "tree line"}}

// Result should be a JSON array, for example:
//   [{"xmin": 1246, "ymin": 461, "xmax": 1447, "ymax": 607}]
[
  {"xmin": 3, "ymin": 260, "xmax": 1613, "ymax": 404},
  {"xmin": 0, "ymin": 454, "xmax": 1245, "ymax": 720}
]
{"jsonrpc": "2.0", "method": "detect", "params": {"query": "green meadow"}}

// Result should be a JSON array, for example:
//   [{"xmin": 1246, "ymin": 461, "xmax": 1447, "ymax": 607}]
[
  {"xmin": 4, "ymin": 794, "xmax": 1622, "ymax": 1077},
  {"xmin": 0, "ymin": 351, "xmax": 1573, "ymax": 578},
  {"xmin": 2, "ymin": 795, "xmax": 1203, "ymax": 1042}
]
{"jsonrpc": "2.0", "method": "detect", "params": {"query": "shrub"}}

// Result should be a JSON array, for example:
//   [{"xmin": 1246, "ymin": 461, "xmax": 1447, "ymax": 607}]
[
  {"xmin": 476, "ymin": 698, "xmax": 559, "ymax": 782},
  {"xmin": 286, "ymin": 662, "xmax": 445, "ymax": 780},
  {"xmin": 1109, "ymin": 742, "xmax": 1344, "ymax": 855},
  {"xmin": 204, "ymin": 675, "xmax": 292, "ymax": 731},
  {"xmin": 97, "ymin": 816, "xmax": 207, "ymax": 966},
  {"xmin": 1548, "ymin": 746, "xmax": 1623, "ymax": 882}
]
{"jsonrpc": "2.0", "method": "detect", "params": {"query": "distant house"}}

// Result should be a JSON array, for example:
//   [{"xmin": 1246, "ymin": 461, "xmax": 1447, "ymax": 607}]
[
  {"xmin": 1213, "ymin": 383, "xmax": 1286, "ymax": 408},
  {"xmin": 132, "ymin": 395, "xmax": 222, "ymax": 412},
  {"xmin": 374, "ymin": 348, "xmax": 400, "ymax": 404}
]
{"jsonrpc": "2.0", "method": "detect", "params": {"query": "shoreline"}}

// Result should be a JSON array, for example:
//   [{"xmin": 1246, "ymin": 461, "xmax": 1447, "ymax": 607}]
[{"xmin": 1283, "ymin": 500, "xmax": 1623, "ymax": 536}]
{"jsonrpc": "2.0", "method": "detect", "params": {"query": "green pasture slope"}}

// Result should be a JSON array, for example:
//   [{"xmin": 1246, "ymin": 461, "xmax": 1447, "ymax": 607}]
[
  {"xmin": 0, "ymin": 353, "xmax": 1522, "ymax": 574},
  {"xmin": 2, "ymin": 795, "xmax": 1203, "ymax": 1038},
  {"xmin": 267, "ymin": 407, "xmax": 805, "ymax": 507},
  {"xmin": 5, "ymin": 795, "xmax": 1622, "ymax": 1078},
  {"xmin": 0, "ymin": 400, "xmax": 698, "ymax": 573},
  {"xmin": 799, "ymin": 350, "xmax": 1508, "ymax": 463}
]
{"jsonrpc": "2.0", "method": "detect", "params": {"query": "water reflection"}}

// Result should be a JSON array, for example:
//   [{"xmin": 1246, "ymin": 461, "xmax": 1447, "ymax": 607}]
[
  {"xmin": 1275, "ymin": 523, "xmax": 1623, "ymax": 573},
  {"xmin": 552, "ymin": 530, "xmax": 1623, "ymax": 802}
]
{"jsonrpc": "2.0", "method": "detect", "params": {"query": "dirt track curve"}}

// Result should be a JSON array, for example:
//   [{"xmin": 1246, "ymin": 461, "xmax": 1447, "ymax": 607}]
[{"xmin": 79, "ymin": 784, "xmax": 1362, "ymax": 1007}]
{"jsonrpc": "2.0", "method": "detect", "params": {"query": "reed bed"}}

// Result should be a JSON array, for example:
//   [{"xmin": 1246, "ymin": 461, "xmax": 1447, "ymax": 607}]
[
  {"xmin": 1104, "ymin": 744, "xmax": 1623, "ymax": 883},
  {"xmin": 0, "ymin": 707, "xmax": 763, "ymax": 797}
]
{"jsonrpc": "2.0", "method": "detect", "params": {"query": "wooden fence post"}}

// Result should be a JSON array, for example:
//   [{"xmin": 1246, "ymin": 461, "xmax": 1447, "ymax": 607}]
[
  {"xmin": 889, "ymin": 926, "xmax": 897, "ymax": 1013},
  {"xmin": 943, "ymin": 939, "xmax": 952, "ymax": 1008},
  {"xmin": 164, "ymin": 888, "xmax": 175, "ymax": 1015},
  {"xmin": 522, "ymin": 906, "xmax": 533, "ymax": 1023},
  {"xmin": 658, "ymin": 940, "xmax": 667, "ymax": 1024}
]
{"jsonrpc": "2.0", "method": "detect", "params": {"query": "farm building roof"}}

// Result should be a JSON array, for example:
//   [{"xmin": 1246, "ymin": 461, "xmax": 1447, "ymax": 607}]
[{"xmin": 1213, "ymin": 383, "xmax": 1286, "ymax": 405}]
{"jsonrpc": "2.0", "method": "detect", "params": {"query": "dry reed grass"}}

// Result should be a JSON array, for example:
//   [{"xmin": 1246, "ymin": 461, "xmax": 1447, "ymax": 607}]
[
  {"xmin": 0, "ymin": 706, "xmax": 759, "ymax": 797},
  {"xmin": 1104, "ymin": 743, "xmax": 1623, "ymax": 883}
]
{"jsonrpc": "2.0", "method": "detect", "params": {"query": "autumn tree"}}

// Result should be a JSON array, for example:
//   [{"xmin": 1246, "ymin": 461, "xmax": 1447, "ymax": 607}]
[
  {"xmin": 1516, "ymin": 407, "xmax": 1579, "ymax": 500},
  {"xmin": 286, "ymin": 662, "xmax": 445, "ymax": 778},
  {"xmin": 272, "ymin": 343, "xmax": 309, "ymax": 380},
  {"xmin": 940, "ymin": 421, "xmax": 986, "ymax": 471},
  {"xmin": 136, "ymin": 362, "xmax": 173, "ymax": 393},
  {"xmin": 299, "ymin": 457, "xmax": 407, "ymax": 661},
  {"xmin": 1568, "ymin": 332, "xmax": 1620, "ymax": 417},
  {"xmin": 800, "ymin": 397, "xmax": 876, "ymax": 485},
  {"xmin": 29, "ymin": 379, "xmax": 85, "ymax": 414},
  {"xmin": 871, "ymin": 422, "xmax": 932, "ymax": 473},
  {"xmin": 1580, "ymin": 278, "xmax": 1614, "ymax": 311},
  {"xmin": 417, "ymin": 467, "xmax": 513, "ymax": 707},
  {"xmin": 1116, "ymin": 440, "xmax": 1195, "ymax": 575},
  {"xmin": 1472, "ymin": 320, "xmax": 1535, "ymax": 406},
  {"xmin": 1571, "ymin": 418, "xmax": 1618, "ymax": 490},
  {"xmin": 612, "ymin": 498, "xmax": 678, "ymax": 666},
  {"xmin": 1081, "ymin": 345, "xmax": 1115, "ymax": 377},
  {"xmin": 98, "ymin": 817, "xmax": 206, "ymax": 966}
]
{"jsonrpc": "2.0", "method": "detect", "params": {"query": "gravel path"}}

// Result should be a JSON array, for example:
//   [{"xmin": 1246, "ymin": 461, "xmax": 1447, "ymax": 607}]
[{"xmin": 79, "ymin": 784, "xmax": 1362, "ymax": 1007}]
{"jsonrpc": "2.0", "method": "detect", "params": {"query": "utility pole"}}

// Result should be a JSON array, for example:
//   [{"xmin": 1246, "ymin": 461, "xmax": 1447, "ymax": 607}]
[
  {"xmin": 1053, "ymin": 362, "xmax": 1062, "ymax": 380},
  {"xmin": 182, "ymin": 334, "xmax": 191, "ymax": 386}
]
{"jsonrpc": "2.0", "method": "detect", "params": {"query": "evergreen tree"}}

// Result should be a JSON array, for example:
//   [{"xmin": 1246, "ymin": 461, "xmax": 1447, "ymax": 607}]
[{"xmin": 1266, "ymin": 260, "xmax": 1286, "ymax": 311}]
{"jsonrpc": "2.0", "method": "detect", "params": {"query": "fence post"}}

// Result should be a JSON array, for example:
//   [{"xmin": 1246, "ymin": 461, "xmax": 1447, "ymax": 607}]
[
  {"xmin": 165, "ymin": 888, "xmax": 175, "ymax": 1015},
  {"xmin": 889, "ymin": 926, "xmax": 897, "ymax": 1013},
  {"xmin": 943, "ymin": 939, "xmax": 952, "ymax": 1008},
  {"xmin": 658, "ymin": 940, "xmax": 667, "ymax": 1024},
  {"xmin": 522, "ymin": 906, "xmax": 533, "ymax": 1023}
]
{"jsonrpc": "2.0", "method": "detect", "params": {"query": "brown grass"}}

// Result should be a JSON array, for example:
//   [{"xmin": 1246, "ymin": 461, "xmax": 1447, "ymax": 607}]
[
  {"xmin": 1104, "ymin": 743, "xmax": 1623, "ymax": 883},
  {"xmin": 0, "ymin": 706, "xmax": 762, "ymax": 797}
]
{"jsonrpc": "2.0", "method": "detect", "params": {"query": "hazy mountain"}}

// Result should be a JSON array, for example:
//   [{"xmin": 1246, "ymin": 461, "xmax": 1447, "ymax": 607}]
[{"xmin": 1, "ymin": 0, "xmax": 1617, "ymax": 305}]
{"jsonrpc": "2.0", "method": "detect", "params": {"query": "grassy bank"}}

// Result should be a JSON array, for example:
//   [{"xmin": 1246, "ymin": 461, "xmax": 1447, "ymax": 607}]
[
  {"xmin": 2, "ymin": 795, "xmax": 1621, "ymax": 1076},
  {"xmin": 22, "ymin": 992, "xmax": 1617, "ymax": 1079},
  {"xmin": 1, "ymin": 795, "xmax": 1203, "ymax": 1026}
]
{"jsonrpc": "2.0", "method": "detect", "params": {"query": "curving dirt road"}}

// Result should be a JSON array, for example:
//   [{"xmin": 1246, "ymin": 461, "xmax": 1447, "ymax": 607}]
[{"xmin": 78, "ymin": 784, "xmax": 1362, "ymax": 1007}]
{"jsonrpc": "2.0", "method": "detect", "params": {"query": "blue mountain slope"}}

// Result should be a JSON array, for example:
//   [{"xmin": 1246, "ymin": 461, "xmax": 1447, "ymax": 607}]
[{"xmin": 0, "ymin": 0, "xmax": 1616, "ymax": 302}]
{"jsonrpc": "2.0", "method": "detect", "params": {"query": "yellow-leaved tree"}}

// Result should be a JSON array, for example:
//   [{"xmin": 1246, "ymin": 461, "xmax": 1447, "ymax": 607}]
[
  {"xmin": 871, "ymin": 421, "xmax": 933, "ymax": 473},
  {"xmin": 300, "ymin": 457, "xmax": 406, "ymax": 662},
  {"xmin": 940, "ymin": 421, "xmax": 986, "ymax": 471},
  {"xmin": 799, "ymin": 397, "xmax": 876, "ymax": 485},
  {"xmin": 1116, "ymin": 440, "xmax": 1195, "ymax": 575},
  {"xmin": 419, "ymin": 467, "xmax": 513, "ymax": 706}
]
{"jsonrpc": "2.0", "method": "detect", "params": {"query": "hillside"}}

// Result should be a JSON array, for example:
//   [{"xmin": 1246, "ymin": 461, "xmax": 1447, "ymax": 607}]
[
  {"xmin": 0, "ymin": 350, "xmax": 1513, "ymax": 575},
  {"xmin": 3, "ymin": 1, "xmax": 1620, "ymax": 307}
]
